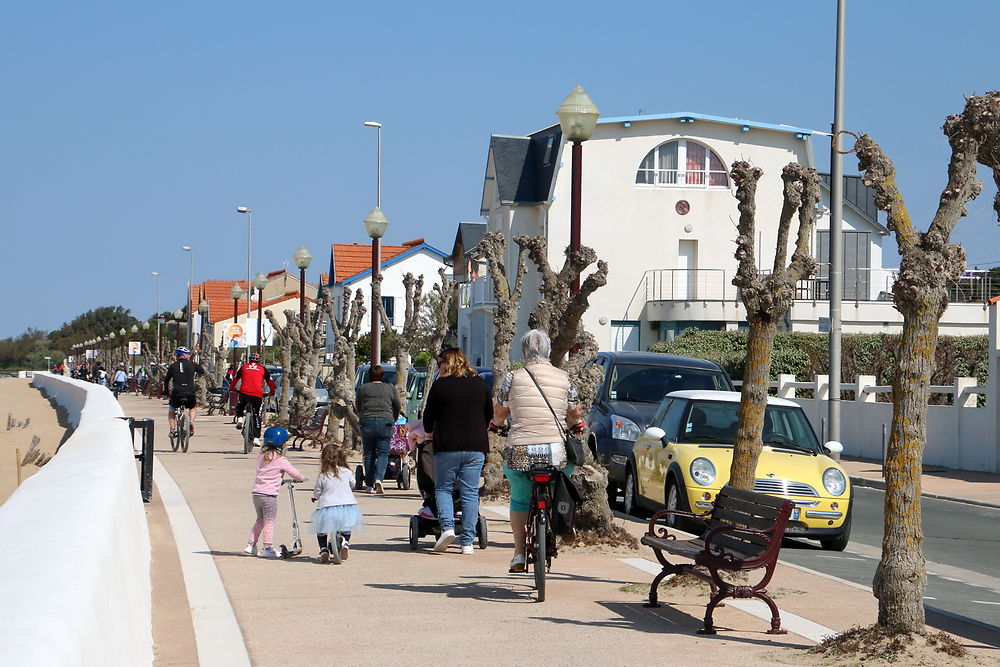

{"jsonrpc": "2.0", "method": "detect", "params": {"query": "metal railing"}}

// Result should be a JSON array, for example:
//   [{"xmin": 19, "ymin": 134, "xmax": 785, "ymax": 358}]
[{"xmin": 643, "ymin": 267, "xmax": 995, "ymax": 304}]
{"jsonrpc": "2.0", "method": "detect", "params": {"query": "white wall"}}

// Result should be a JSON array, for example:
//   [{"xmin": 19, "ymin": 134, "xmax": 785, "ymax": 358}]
[
  {"xmin": 342, "ymin": 249, "xmax": 447, "ymax": 334},
  {"xmin": 0, "ymin": 374, "xmax": 152, "ymax": 665}
]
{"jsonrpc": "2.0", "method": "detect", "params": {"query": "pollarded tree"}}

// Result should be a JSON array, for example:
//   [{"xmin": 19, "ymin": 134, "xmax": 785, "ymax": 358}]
[
  {"xmin": 853, "ymin": 92, "xmax": 1000, "ymax": 634},
  {"xmin": 728, "ymin": 162, "xmax": 819, "ymax": 491},
  {"xmin": 475, "ymin": 230, "xmax": 528, "ymax": 493},
  {"xmin": 265, "ymin": 289, "xmax": 332, "ymax": 426},
  {"xmin": 322, "ymin": 286, "xmax": 366, "ymax": 449},
  {"xmin": 514, "ymin": 235, "xmax": 617, "ymax": 539},
  {"xmin": 377, "ymin": 273, "xmax": 424, "ymax": 406}
]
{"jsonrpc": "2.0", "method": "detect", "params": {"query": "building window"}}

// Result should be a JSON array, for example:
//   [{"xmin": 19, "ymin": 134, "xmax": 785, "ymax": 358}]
[
  {"xmin": 382, "ymin": 296, "xmax": 395, "ymax": 324},
  {"xmin": 635, "ymin": 140, "xmax": 729, "ymax": 188}
]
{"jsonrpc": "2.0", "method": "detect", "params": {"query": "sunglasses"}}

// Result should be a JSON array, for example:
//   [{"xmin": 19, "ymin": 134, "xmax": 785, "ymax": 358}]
[{"xmin": 436, "ymin": 359, "xmax": 445, "ymax": 366}]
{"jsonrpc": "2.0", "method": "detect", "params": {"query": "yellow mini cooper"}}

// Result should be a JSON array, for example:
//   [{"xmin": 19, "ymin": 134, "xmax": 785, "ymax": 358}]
[{"xmin": 630, "ymin": 390, "xmax": 851, "ymax": 550}]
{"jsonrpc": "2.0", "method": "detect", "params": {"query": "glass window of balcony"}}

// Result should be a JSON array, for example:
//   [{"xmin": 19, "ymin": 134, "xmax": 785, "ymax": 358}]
[{"xmin": 635, "ymin": 140, "xmax": 729, "ymax": 188}]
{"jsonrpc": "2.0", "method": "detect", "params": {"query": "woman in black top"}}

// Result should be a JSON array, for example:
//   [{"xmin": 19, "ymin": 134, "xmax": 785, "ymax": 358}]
[{"xmin": 422, "ymin": 348, "xmax": 492, "ymax": 554}]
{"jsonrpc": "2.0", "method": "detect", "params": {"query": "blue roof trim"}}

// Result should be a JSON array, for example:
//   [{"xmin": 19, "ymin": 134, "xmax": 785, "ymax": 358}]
[
  {"xmin": 599, "ymin": 111, "xmax": 814, "ymax": 137},
  {"xmin": 339, "ymin": 243, "xmax": 448, "ymax": 285}
]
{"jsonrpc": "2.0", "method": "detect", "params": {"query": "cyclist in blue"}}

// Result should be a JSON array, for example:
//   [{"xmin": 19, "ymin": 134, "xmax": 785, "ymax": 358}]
[{"xmin": 163, "ymin": 347, "xmax": 206, "ymax": 438}]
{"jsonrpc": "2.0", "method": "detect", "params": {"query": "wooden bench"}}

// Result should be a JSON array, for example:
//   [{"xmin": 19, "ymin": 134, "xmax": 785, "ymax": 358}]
[
  {"xmin": 289, "ymin": 406, "xmax": 329, "ymax": 451},
  {"xmin": 640, "ymin": 485, "xmax": 794, "ymax": 635}
]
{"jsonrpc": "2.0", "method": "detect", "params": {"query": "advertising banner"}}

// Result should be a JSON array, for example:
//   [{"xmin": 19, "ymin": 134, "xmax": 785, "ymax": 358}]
[{"xmin": 128, "ymin": 341, "xmax": 142, "ymax": 355}]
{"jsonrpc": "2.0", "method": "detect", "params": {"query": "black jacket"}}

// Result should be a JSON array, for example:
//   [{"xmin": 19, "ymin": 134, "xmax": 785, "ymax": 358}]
[{"xmin": 422, "ymin": 375, "xmax": 492, "ymax": 453}]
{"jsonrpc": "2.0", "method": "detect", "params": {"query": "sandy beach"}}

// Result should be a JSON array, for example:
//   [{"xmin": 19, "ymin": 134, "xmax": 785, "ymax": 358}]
[{"xmin": 0, "ymin": 378, "xmax": 68, "ymax": 505}]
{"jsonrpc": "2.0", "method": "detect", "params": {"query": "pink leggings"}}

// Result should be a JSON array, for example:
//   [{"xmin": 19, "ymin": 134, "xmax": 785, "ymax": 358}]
[{"xmin": 249, "ymin": 493, "xmax": 278, "ymax": 545}]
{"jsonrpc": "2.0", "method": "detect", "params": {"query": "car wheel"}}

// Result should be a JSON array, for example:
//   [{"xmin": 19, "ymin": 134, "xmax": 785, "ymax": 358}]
[
  {"xmin": 623, "ymin": 467, "xmax": 639, "ymax": 516},
  {"xmin": 820, "ymin": 504, "xmax": 852, "ymax": 551},
  {"xmin": 665, "ymin": 476, "xmax": 694, "ymax": 533}
]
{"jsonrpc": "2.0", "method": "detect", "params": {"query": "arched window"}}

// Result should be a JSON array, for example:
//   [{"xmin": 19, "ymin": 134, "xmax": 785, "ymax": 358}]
[{"xmin": 635, "ymin": 140, "xmax": 729, "ymax": 188}]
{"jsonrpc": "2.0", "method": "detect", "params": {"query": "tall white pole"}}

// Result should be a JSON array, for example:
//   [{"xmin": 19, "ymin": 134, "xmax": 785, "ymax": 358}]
[
  {"xmin": 247, "ymin": 210, "xmax": 253, "ymax": 320},
  {"xmin": 152, "ymin": 272, "xmax": 161, "ymax": 362},
  {"xmin": 828, "ymin": 0, "xmax": 846, "ymax": 447},
  {"xmin": 377, "ymin": 124, "xmax": 382, "ymax": 208}
]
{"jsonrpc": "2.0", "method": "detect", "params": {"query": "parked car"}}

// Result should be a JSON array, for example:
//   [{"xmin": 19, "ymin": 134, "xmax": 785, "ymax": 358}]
[
  {"xmin": 403, "ymin": 366, "xmax": 493, "ymax": 421},
  {"xmin": 630, "ymin": 390, "xmax": 851, "ymax": 551},
  {"xmin": 267, "ymin": 365, "xmax": 329, "ymax": 411},
  {"xmin": 586, "ymin": 352, "xmax": 734, "ymax": 504}
]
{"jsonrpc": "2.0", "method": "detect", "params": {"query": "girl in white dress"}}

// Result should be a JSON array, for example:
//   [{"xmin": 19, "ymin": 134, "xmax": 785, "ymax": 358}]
[{"xmin": 311, "ymin": 444, "xmax": 364, "ymax": 563}]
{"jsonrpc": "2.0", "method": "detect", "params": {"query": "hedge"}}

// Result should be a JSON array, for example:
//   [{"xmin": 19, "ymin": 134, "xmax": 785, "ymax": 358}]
[{"xmin": 648, "ymin": 329, "xmax": 989, "ymax": 388}]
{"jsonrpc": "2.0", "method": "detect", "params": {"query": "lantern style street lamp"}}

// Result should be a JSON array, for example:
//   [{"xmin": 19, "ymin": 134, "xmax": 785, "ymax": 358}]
[
  {"xmin": 363, "ymin": 206, "xmax": 389, "ymax": 365},
  {"xmin": 237, "ymin": 206, "xmax": 252, "ymax": 320},
  {"xmin": 198, "ymin": 300, "xmax": 210, "ymax": 350},
  {"xmin": 173, "ymin": 308, "xmax": 184, "ymax": 349},
  {"xmin": 556, "ymin": 85, "xmax": 600, "ymax": 295},
  {"xmin": 230, "ymin": 283, "xmax": 244, "ymax": 366},
  {"xmin": 293, "ymin": 246, "xmax": 313, "ymax": 323},
  {"xmin": 254, "ymin": 272, "xmax": 268, "ymax": 355}
]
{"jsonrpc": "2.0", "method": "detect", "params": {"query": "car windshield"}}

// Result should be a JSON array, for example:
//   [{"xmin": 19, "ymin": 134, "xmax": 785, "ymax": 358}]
[
  {"xmin": 608, "ymin": 364, "xmax": 729, "ymax": 403},
  {"xmin": 678, "ymin": 400, "xmax": 821, "ymax": 452}
]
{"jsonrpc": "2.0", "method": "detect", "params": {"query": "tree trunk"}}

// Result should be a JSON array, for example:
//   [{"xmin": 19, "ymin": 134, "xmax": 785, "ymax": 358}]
[
  {"xmin": 729, "ymin": 315, "xmax": 777, "ymax": 491},
  {"xmin": 873, "ymin": 302, "xmax": 935, "ymax": 631},
  {"xmin": 278, "ymin": 337, "xmax": 292, "ymax": 421}
]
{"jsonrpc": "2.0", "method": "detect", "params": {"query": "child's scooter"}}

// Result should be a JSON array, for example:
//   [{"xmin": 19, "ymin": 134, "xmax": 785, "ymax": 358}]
[{"xmin": 279, "ymin": 478, "xmax": 305, "ymax": 559}]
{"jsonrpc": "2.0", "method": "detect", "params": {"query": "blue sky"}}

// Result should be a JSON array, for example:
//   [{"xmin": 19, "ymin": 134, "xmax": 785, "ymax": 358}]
[{"xmin": 2, "ymin": 1, "xmax": 999, "ymax": 339}]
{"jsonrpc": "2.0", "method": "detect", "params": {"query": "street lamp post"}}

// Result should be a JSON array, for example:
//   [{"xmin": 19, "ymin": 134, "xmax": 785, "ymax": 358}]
[
  {"xmin": 556, "ymin": 86, "xmax": 601, "ymax": 296},
  {"xmin": 173, "ymin": 308, "xmax": 184, "ymax": 350},
  {"xmin": 182, "ymin": 246, "xmax": 195, "ymax": 348},
  {"xmin": 230, "ymin": 283, "xmax": 244, "ymax": 366},
  {"xmin": 253, "ymin": 272, "xmax": 268, "ymax": 356},
  {"xmin": 237, "ymin": 207, "xmax": 252, "ymax": 320},
  {"xmin": 119, "ymin": 327, "xmax": 127, "ymax": 366},
  {"xmin": 198, "ymin": 300, "xmax": 210, "ymax": 352},
  {"xmin": 151, "ymin": 271, "xmax": 161, "ymax": 363},
  {"xmin": 141, "ymin": 322, "xmax": 150, "ymax": 374},
  {"xmin": 363, "ymin": 121, "xmax": 382, "ymax": 207},
  {"xmin": 293, "ymin": 246, "xmax": 313, "ymax": 323},
  {"xmin": 363, "ymin": 207, "xmax": 389, "ymax": 365}
]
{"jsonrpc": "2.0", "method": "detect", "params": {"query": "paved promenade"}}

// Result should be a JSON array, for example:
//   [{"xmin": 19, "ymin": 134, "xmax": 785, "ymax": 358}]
[{"xmin": 117, "ymin": 395, "xmax": 999, "ymax": 666}]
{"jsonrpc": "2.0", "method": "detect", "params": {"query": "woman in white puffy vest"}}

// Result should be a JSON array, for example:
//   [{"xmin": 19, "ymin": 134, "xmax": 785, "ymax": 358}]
[{"xmin": 492, "ymin": 329, "xmax": 582, "ymax": 573}]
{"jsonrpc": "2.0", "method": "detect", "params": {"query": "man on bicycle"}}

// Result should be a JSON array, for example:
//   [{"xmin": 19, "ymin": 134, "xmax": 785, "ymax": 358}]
[
  {"xmin": 230, "ymin": 353, "xmax": 275, "ymax": 445},
  {"xmin": 163, "ymin": 347, "xmax": 206, "ymax": 438}
]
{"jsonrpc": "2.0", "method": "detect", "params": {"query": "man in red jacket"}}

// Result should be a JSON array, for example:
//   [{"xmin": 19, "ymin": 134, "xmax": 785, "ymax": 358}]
[{"xmin": 230, "ymin": 353, "xmax": 276, "ymax": 443}]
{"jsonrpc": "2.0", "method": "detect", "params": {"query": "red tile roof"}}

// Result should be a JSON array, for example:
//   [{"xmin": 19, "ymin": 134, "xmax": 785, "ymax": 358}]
[
  {"xmin": 331, "ymin": 238, "xmax": 425, "ymax": 283},
  {"xmin": 188, "ymin": 276, "xmax": 317, "ymax": 324}
]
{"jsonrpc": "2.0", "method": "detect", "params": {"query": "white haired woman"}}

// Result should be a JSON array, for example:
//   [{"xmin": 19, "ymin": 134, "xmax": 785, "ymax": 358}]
[{"xmin": 492, "ymin": 329, "xmax": 583, "ymax": 573}]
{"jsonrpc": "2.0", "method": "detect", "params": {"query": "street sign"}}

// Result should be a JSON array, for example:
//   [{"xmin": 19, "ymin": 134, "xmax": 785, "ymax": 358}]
[{"xmin": 818, "ymin": 317, "xmax": 831, "ymax": 334}]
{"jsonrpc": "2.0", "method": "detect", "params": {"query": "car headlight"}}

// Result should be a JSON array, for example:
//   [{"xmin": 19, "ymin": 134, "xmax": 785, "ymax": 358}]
[
  {"xmin": 690, "ymin": 457, "xmax": 717, "ymax": 486},
  {"xmin": 822, "ymin": 467, "xmax": 847, "ymax": 496},
  {"xmin": 611, "ymin": 414, "xmax": 642, "ymax": 441}
]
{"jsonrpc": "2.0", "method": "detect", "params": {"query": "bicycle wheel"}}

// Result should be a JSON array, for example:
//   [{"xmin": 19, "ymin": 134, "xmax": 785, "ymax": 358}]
[
  {"xmin": 178, "ymin": 411, "xmax": 190, "ymax": 453},
  {"xmin": 243, "ymin": 412, "xmax": 254, "ymax": 454},
  {"xmin": 169, "ymin": 410, "xmax": 180, "ymax": 452},
  {"xmin": 533, "ymin": 512, "xmax": 547, "ymax": 602},
  {"xmin": 169, "ymin": 428, "xmax": 179, "ymax": 452}
]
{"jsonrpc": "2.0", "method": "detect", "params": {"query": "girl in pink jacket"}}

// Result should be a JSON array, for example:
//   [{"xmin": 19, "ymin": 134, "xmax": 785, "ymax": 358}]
[{"xmin": 244, "ymin": 426, "xmax": 305, "ymax": 558}]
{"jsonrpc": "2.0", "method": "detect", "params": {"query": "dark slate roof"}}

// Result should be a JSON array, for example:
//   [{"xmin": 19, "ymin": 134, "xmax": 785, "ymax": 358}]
[
  {"xmin": 487, "ymin": 126, "xmax": 563, "ymax": 206},
  {"xmin": 819, "ymin": 173, "xmax": 885, "ymax": 231},
  {"xmin": 452, "ymin": 222, "xmax": 486, "ymax": 259}
]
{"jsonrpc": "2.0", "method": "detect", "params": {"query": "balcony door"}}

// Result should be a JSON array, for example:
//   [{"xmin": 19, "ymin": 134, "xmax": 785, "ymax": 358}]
[
  {"xmin": 817, "ymin": 231, "xmax": 871, "ymax": 300},
  {"xmin": 677, "ymin": 240, "xmax": 698, "ymax": 299}
]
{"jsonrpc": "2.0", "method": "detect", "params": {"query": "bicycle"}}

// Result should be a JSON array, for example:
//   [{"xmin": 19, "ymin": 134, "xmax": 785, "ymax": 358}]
[
  {"xmin": 241, "ymin": 398, "xmax": 267, "ymax": 454},
  {"xmin": 524, "ymin": 463, "xmax": 561, "ymax": 602},
  {"xmin": 170, "ymin": 405, "xmax": 191, "ymax": 453}
]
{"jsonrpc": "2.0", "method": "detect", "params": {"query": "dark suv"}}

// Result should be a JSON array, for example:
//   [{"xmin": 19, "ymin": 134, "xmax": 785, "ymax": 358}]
[{"xmin": 586, "ymin": 351, "xmax": 734, "ymax": 504}]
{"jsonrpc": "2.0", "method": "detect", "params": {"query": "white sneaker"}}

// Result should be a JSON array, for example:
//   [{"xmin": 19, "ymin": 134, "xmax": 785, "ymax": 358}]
[
  {"xmin": 509, "ymin": 554, "xmax": 526, "ymax": 573},
  {"xmin": 261, "ymin": 546, "xmax": 279, "ymax": 559},
  {"xmin": 253, "ymin": 437, "xmax": 261, "ymax": 446},
  {"xmin": 433, "ymin": 529, "xmax": 456, "ymax": 552},
  {"xmin": 243, "ymin": 542, "xmax": 257, "ymax": 556},
  {"xmin": 374, "ymin": 480, "xmax": 384, "ymax": 495},
  {"xmin": 235, "ymin": 417, "xmax": 244, "ymax": 429},
  {"xmin": 461, "ymin": 545, "xmax": 474, "ymax": 555}
]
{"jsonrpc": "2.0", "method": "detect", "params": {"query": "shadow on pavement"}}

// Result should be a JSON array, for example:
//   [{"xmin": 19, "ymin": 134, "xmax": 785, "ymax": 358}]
[
  {"xmin": 531, "ymin": 600, "xmax": 809, "ymax": 648},
  {"xmin": 366, "ymin": 579, "xmax": 537, "ymax": 604}
]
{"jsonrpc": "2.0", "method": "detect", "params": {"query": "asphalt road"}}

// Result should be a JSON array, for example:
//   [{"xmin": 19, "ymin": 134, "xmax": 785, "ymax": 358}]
[{"xmin": 778, "ymin": 486, "xmax": 1000, "ymax": 633}]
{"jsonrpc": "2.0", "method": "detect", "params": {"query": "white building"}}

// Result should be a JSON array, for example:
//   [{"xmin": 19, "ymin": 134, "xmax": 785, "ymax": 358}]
[
  {"xmin": 325, "ymin": 238, "xmax": 448, "ymax": 355},
  {"xmin": 457, "ymin": 111, "xmax": 988, "ymax": 364}
]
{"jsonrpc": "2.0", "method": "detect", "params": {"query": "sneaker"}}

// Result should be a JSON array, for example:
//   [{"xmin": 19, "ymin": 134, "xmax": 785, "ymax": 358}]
[
  {"xmin": 509, "ymin": 554, "xmax": 526, "ymax": 573},
  {"xmin": 235, "ymin": 417, "xmax": 245, "ymax": 429},
  {"xmin": 253, "ymin": 437, "xmax": 261, "ymax": 447},
  {"xmin": 362, "ymin": 487, "xmax": 373, "ymax": 494},
  {"xmin": 261, "ymin": 546, "xmax": 279, "ymax": 559},
  {"xmin": 417, "ymin": 506, "xmax": 436, "ymax": 520},
  {"xmin": 243, "ymin": 542, "xmax": 257, "ymax": 556},
  {"xmin": 340, "ymin": 541, "xmax": 350, "ymax": 561},
  {"xmin": 320, "ymin": 548, "xmax": 330, "ymax": 564},
  {"xmin": 461, "ymin": 545, "xmax": 474, "ymax": 555},
  {"xmin": 433, "ymin": 529, "xmax": 456, "ymax": 552},
  {"xmin": 189, "ymin": 423, "xmax": 195, "ymax": 436},
  {"xmin": 169, "ymin": 429, "xmax": 178, "ymax": 438},
  {"xmin": 374, "ymin": 480, "xmax": 384, "ymax": 495}
]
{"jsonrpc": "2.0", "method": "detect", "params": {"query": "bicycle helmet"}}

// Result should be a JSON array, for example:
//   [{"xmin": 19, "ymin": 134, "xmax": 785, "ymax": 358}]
[
  {"xmin": 249, "ymin": 352, "xmax": 261, "ymax": 362},
  {"xmin": 175, "ymin": 347, "xmax": 191, "ymax": 356},
  {"xmin": 262, "ymin": 426, "xmax": 289, "ymax": 448}
]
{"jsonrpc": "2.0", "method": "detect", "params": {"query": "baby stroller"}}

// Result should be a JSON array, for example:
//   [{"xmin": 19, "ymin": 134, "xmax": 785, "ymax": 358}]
[
  {"xmin": 407, "ymin": 442, "xmax": 488, "ymax": 551},
  {"xmin": 355, "ymin": 421, "xmax": 413, "ymax": 491}
]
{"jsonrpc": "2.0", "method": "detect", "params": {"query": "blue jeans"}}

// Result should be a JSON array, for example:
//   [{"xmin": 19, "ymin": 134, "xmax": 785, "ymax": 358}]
[
  {"xmin": 360, "ymin": 418, "xmax": 393, "ymax": 488},
  {"xmin": 434, "ymin": 450, "xmax": 485, "ymax": 546}
]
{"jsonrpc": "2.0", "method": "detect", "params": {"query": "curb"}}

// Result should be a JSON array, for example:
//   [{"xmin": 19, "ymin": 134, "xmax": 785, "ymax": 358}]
[{"xmin": 849, "ymin": 476, "xmax": 1000, "ymax": 510}]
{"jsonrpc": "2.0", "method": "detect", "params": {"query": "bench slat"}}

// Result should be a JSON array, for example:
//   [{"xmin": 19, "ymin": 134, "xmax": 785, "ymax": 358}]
[{"xmin": 710, "ymin": 506, "xmax": 778, "ymax": 533}]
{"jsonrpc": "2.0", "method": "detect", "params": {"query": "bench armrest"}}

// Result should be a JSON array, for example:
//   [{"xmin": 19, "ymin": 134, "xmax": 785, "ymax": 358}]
[{"xmin": 646, "ymin": 508, "xmax": 706, "ymax": 538}]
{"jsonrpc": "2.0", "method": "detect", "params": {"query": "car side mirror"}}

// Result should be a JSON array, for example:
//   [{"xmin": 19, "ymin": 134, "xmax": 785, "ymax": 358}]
[
  {"xmin": 643, "ymin": 426, "xmax": 668, "ymax": 446},
  {"xmin": 823, "ymin": 440, "xmax": 843, "ymax": 458}
]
